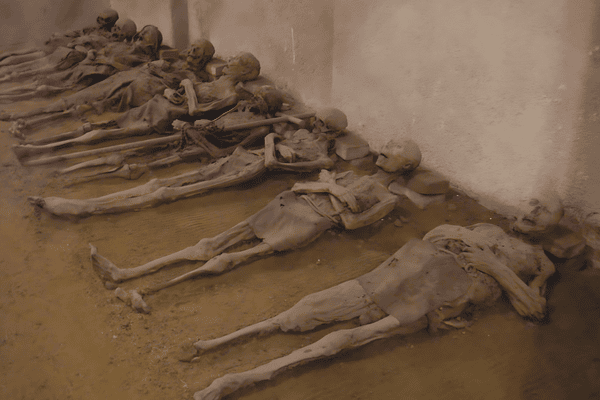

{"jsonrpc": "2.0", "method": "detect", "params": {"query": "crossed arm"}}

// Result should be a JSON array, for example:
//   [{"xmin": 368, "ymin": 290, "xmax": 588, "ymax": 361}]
[
  {"xmin": 180, "ymin": 78, "xmax": 238, "ymax": 116},
  {"xmin": 291, "ymin": 171, "xmax": 399, "ymax": 230}
]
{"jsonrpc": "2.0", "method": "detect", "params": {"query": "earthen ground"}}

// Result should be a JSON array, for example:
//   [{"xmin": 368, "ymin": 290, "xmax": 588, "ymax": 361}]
[{"xmin": 1, "ymin": 94, "xmax": 599, "ymax": 400}]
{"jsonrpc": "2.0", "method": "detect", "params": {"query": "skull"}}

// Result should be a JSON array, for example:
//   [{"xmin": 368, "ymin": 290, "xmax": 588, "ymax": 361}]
[
  {"xmin": 512, "ymin": 197, "xmax": 564, "ymax": 235},
  {"xmin": 313, "ymin": 108, "xmax": 348, "ymax": 136},
  {"xmin": 252, "ymin": 86, "xmax": 285, "ymax": 114},
  {"xmin": 112, "ymin": 19, "xmax": 137, "ymax": 42},
  {"xmin": 132, "ymin": 25, "xmax": 163, "ymax": 57},
  {"xmin": 184, "ymin": 39, "xmax": 215, "ymax": 72},
  {"xmin": 223, "ymin": 52, "xmax": 260, "ymax": 82},
  {"xmin": 97, "ymin": 9, "xmax": 119, "ymax": 31},
  {"xmin": 583, "ymin": 213, "xmax": 600, "ymax": 249},
  {"xmin": 584, "ymin": 213, "xmax": 600, "ymax": 269},
  {"xmin": 375, "ymin": 138, "xmax": 422, "ymax": 173}
]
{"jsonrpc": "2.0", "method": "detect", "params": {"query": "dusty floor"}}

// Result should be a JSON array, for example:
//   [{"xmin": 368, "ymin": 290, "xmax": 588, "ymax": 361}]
[{"xmin": 1, "ymin": 92, "xmax": 600, "ymax": 400}]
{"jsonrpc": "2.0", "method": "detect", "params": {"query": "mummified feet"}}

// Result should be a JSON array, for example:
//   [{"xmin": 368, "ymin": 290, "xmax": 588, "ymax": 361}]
[
  {"xmin": 177, "ymin": 343, "xmax": 200, "ymax": 362},
  {"xmin": 114, "ymin": 287, "xmax": 150, "ymax": 314},
  {"xmin": 89, "ymin": 244, "xmax": 127, "ymax": 283}
]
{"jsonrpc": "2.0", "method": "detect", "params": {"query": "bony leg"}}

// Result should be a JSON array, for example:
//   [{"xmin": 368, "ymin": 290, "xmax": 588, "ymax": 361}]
[
  {"xmin": 90, "ymin": 243, "xmax": 215, "ymax": 284},
  {"xmin": 90, "ymin": 221, "xmax": 258, "ymax": 284},
  {"xmin": 192, "ymin": 316, "xmax": 427, "ymax": 400},
  {"xmin": 142, "ymin": 243, "xmax": 274, "ymax": 295},
  {"xmin": 189, "ymin": 316, "xmax": 281, "ymax": 358},
  {"xmin": 13, "ymin": 128, "xmax": 132, "ymax": 159},
  {"xmin": 190, "ymin": 279, "xmax": 381, "ymax": 357}
]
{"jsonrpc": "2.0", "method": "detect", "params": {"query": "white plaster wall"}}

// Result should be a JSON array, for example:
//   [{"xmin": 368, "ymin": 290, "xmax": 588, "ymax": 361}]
[
  {"xmin": 332, "ymin": 0, "xmax": 595, "ymax": 216},
  {"xmin": 108, "ymin": 0, "xmax": 178, "ymax": 47},
  {"xmin": 186, "ymin": 0, "xmax": 334, "ymax": 107},
  {"xmin": 110, "ymin": 0, "xmax": 598, "ymax": 216},
  {"xmin": 0, "ymin": 0, "xmax": 110, "ymax": 49},
  {"xmin": 22, "ymin": 0, "xmax": 600, "ymax": 217}
]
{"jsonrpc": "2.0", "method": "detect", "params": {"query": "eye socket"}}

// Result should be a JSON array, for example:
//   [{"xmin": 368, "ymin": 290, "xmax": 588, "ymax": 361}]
[{"xmin": 530, "ymin": 205, "xmax": 542, "ymax": 216}]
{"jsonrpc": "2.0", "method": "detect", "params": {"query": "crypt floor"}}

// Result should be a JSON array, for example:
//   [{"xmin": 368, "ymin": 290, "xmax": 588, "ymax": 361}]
[{"xmin": 0, "ymin": 94, "xmax": 599, "ymax": 400}]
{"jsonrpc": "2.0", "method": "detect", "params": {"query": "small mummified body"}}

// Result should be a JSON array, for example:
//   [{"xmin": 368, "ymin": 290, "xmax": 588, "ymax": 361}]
[
  {"xmin": 0, "ymin": 24, "xmax": 163, "ymax": 107},
  {"xmin": 6, "ymin": 39, "xmax": 215, "ymax": 140},
  {"xmin": 0, "ymin": 9, "xmax": 123, "ymax": 72},
  {"xmin": 89, "ymin": 138, "xmax": 423, "ymax": 313},
  {"xmin": 11, "ymin": 51, "xmax": 261, "ymax": 157},
  {"xmin": 187, "ymin": 222, "xmax": 555, "ymax": 400},
  {"xmin": 0, "ymin": 17, "xmax": 139, "ymax": 85},
  {"xmin": 27, "ymin": 106, "xmax": 345, "ymax": 218}
]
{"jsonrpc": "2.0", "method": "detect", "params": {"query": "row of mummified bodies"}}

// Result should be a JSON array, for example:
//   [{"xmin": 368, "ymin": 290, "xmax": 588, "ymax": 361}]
[
  {"xmin": 90, "ymin": 140, "xmax": 585, "ymax": 400},
  {"xmin": 0, "ymin": 9, "xmax": 163, "ymax": 106},
  {"xmin": 91, "ymin": 141, "xmax": 568, "ymax": 400},
  {"xmin": 3, "ymin": 18, "xmax": 595, "ymax": 400}
]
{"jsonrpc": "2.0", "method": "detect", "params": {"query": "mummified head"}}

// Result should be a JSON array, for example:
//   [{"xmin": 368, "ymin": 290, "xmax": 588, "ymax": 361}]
[
  {"xmin": 97, "ymin": 9, "xmax": 119, "ymax": 30},
  {"xmin": 223, "ymin": 52, "xmax": 261, "ymax": 82},
  {"xmin": 253, "ymin": 86, "xmax": 285, "ymax": 114},
  {"xmin": 376, "ymin": 138, "xmax": 422, "ymax": 173},
  {"xmin": 513, "ymin": 196, "xmax": 564, "ymax": 235},
  {"xmin": 112, "ymin": 19, "xmax": 137, "ymax": 42},
  {"xmin": 313, "ymin": 108, "xmax": 348, "ymax": 136},
  {"xmin": 132, "ymin": 25, "xmax": 163, "ymax": 57},
  {"xmin": 184, "ymin": 39, "xmax": 215, "ymax": 71},
  {"xmin": 583, "ymin": 213, "xmax": 600, "ymax": 249}
]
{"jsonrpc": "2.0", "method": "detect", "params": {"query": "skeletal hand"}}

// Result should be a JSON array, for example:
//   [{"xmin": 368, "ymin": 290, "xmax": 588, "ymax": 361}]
[
  {"xmin": 505, "ymin": 285, "xmax": 546, "ymax": 320},
  {"xmin": 275, "ymin": 143, "xmax": 295, "ymax": 162},
  {"xmin": 458, "ymin": 249, "xmax": 546, "ymax": 320}
]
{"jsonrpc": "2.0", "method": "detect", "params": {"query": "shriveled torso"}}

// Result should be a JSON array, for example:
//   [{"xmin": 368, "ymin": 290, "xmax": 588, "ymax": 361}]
[{"xmin": 423, "ymin": 223, "xmax": 548, "ymax": 281}]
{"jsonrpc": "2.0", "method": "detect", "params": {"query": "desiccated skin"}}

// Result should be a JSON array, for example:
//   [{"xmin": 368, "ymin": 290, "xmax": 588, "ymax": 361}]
[
  {"xmin": 88, "ymin": 139, "xmax": 423, "ymax": 313},
  {"xmin": 0, "ymin": 25, "xmax": 164, "ymax": 116},
  {"xmin": 0, "ymin": 8, "xmax": 120, "ymax": 71},
  {"xmin": 189, "ymin": 223, "xmax": 554, "ymax": 400}
]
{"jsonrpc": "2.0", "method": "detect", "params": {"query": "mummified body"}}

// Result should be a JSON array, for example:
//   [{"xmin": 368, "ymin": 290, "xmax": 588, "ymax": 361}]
[
  {"xmin": 27, "ymin": 106, "xmax": 341, "ymax": 218},
  {"xmin": 89, "ymin": 139, "xmax": 423, "ymax": 312},
  {"xmin": 0, "ymin": 25, "xmax": 163, "ymax": 112},
  {"xmin": 11, "ymin": 50, "xmax": 261, "ymax": 159},
  {"xmin": 0, "ymin": 8, "xmax": 123, "ymax": 74},
  {"xmin": 189, "ymin": 222, "xmax": 555, "ymax": 400}
]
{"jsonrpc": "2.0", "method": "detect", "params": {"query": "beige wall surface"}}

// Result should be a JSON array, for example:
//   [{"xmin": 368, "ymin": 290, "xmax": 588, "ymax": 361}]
[
  {"xmin": 332, "ymin": 0, "xmax": 596, "ymax": 215},
  {"xmin": 0, "ymin": 0, "xmax": 110, "ymax": 49},
  {"xmin": 109, "ymin": 0, "xmax": 179, "ymax": 48},
  {"xmin": 7, "ymin": 0, "xmax": 600, "ymax": 216},
  {"xmin": 187, "ymin": 0, "xmax": 334, "ymax": 106}
]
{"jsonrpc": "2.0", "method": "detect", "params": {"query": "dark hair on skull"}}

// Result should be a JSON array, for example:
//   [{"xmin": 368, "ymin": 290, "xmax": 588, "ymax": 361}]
[
  {"xmin": 133, "ymin": 25, "xmax": 163, "ymax": 56},
  {"xmin": 184, "ymin": 39, "xmax": 215, "ymax": 71},
  {"xmin": 253, "ymin": 86, "xmax": 285, "ymax": 114},
  {"xmin": 97, "ymin": 9, "xmax": 119, "ymax": 30},
  {"xmin": 225, "ymin": 52, "xmax": 261, "ymax": 81}
]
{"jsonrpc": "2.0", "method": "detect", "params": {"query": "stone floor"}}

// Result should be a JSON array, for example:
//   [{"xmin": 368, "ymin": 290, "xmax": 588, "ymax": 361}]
[{"xmin": 0, "ymin": 88, "xmax": 599, "ymax": 400}]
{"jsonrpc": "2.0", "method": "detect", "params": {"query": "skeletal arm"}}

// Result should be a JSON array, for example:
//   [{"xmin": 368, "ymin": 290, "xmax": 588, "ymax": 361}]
[
  {"xmin": 339, "ymin": 194, "xmax": 398, "ymax": 230},
  {"xmin": 529, "ymin": 252, "xmax": 556, "ymax": 296},
  {"xmin": 292, "ymin": 172, "xmax": 360, "ymax": 212},
  {"xmin": 459, "ymin": 248, "xmax": 547, "ymax": 319},
  {"xmin": 180, "ymin": 78, "xmax": 198, "ymax": 115},
  {"xmin": 264, "ymin": 132, "xmax": 334, "ymax": 172},
  {"xmin": 337, "ymin": 180, "xmax": 399, "ymax": 230}
]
